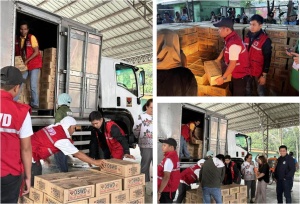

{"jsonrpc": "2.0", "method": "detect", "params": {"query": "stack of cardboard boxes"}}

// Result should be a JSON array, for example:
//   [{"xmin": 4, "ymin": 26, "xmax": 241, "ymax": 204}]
[
  {"xmin": 158, "ymin": 22, "xmax": 299, "ymax": 96},
  {"xmin": 40, "ymin": 47, "xmax": 56, "ymax": 109},
  {"xmin": 185, "ymin": 184, "xmax": 247, "ymax": 204},
  {"xmin": 19, "ymin": 159, "xmax": 145, "ymax": 204},
  {"xmin": 187, "ymin": 127, "xmax": 203, "ymax": 158}
]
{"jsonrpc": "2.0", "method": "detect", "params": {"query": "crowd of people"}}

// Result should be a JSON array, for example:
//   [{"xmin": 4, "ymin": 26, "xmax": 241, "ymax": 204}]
[
  {"xmin": 158, "ymin": 140, "xmax": 298, "ymax": 203},
  {"xmin": 0, "ymin": 66, "xmax": 153, "ymax": 203}
]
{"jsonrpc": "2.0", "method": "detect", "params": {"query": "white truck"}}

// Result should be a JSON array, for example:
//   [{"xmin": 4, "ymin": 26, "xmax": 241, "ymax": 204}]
[
  {"xmin": 1, "ymin": 1, "xmax": 146, "ymax": 152},
  {"xmin": 157, "ymin": 103, "xmax": 251, "ymax": 169}
]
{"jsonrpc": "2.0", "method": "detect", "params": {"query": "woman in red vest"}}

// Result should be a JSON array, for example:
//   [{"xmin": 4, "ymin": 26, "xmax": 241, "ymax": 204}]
[
  {"xmin": 31, "ymin": 116, "xmax": 105, "ymax": 185},
  {"xmin": 158, "ymin": 138, "xmax": 180, "ymax": 203},
  {"xmin": 15, "ymin": 21, "xmax": 42, "ymax": 108},
  {"xmin": 88, "ymin": 111, "xmax": 135, "ymax": 160}
]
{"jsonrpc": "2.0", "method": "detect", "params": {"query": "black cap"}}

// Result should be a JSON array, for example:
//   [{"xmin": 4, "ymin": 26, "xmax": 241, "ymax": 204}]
[
  {"xmin": 0, "ymin": 66, "xmax": 25, "ymax": 85},
  {"xmin": 213, "ymin": 17, "xmax": 234, "ymax": 29},
  {"xmin": 159, "ymin": 138, "xmax": 177, "ymax": 148}
]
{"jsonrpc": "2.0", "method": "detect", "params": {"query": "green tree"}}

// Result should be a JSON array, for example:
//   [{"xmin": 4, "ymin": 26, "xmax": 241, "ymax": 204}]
[{"xmin": 138, "ymin": 63, "xmax": 153, "ymax": 95}]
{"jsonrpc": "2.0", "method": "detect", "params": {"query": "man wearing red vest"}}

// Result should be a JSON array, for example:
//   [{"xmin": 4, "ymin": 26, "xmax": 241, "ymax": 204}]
[
  {"xmin": 174, "ymin": 159, "xmax": 205, "ymax": 204},
  {"xmin": 213, "ymin": 17, "xmax": 250, "ymax": 96},
  {"xmin": 31, "ymin": 116, "xmax": 105, "ymax": 185},
  {"xmin": 88, "ymin": 111, "xmax": 135, "ymax": 160},
  {"xmin": 158, "ymin": 138, "xmax": 180, "ymax": 203},
  {"xmin": 1, "ymin": 66, "xmax": 33, "ymax": 203},
  {"xmin": 224, "ymin": 155, "xmax": 241, "ymax": 185},
  {"xmin": 180, "ymin": 120, "xmax": 200, "ymax": 158},
  {"xmin": 15, "ymin": 21, "xmax": 42, "ymax": 108},
  {"xmin": 244, "ymin": 14, "xmax": 272, "ymax": 96}
]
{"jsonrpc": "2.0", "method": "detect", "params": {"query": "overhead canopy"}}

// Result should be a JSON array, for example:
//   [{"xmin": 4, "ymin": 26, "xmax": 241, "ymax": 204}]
[
  {"xmin": 194, "ymin": 103, "xmax": 299, "ymax": 133},
  {"xmin": 21, "ymin": 0, "xmax": 153, "ymax": 65}
]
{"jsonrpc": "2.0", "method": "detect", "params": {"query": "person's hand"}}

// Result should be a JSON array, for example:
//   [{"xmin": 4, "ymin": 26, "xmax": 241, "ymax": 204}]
[
  {"xmin": 43, "ymin": 158, "xmax": 51, "ymax": 168},
  {"xmin": 291, "ymin": 52, "xmax": 299, "ymax": 64},
  {"xmin": 215, "ymin": 77, "xmax": 224, "ymax": 85},
  {"xmin": 124, "ymin": 154, "xmax": 135, "ymax": 160},
  {"xmin": 88, "ymin": 163, "xmax": 93, "ymax": 167},
  {"xmin": 94, "ymin": 159, "xmax": 105, "ymax": 168},
  {"xmin": 22, "ymin": 177, "xmax": 31, "ymax": 196},
  {"xmin": 286, "ymin": 49, "xmax": 293, "ymax": 57},
  {"xmin": 24, "ymin": 59, "xmax": 29, "ymax": 65},
  {"xmin": 158, "ymin": 192, "xmax": 161, "ymax": 203},
  {"xmin": 258, "ymin": 76, "xmax": 266, "ymax": 85}
]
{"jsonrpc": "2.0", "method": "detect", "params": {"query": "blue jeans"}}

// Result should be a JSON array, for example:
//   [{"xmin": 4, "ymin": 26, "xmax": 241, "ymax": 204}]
[
  {"xmin": 202, "ymin": 187, "xmax": 222, "ymax": 204},
  {"xmin": 14, "ymin": 68, "xmax": 40, "ymax": 106},
  {"xmin": 246, "ymin": 76, "xmax": 265, "ymax": 96},
  {"xmin": 54, "ymin": 151, "xmax": 68, "ymax": 172},
  {"xmin": 180, "ymin": 135, "xmax": 190, "ymax": 158}
]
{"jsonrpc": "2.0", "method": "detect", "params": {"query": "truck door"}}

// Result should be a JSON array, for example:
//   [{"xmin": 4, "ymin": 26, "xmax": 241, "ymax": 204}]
[
  {"xmin": 209, "ymin": 116, "xmax": 219, "ymax": 154},
  {"xmin": 219, "ymin": 119, "xmax": 228, "ymax": 155},
  {"xmin": 66, "ymin": 27, "xmax": 102, "ymax": 118},
  {"xmin": 158, "ymin": 103, "xmax": 182, "ymax": 162}
]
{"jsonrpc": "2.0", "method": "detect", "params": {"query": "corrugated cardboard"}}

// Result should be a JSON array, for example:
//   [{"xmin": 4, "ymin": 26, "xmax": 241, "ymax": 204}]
[
  {"xmin": 289, "ymin": 38, "xmax": 298, "ymax": 46},
  {"xmin": 287, "ymin": 28, "xmax": 299, "ymax": 38},
  {"xmin": 222, "ymin": 194, "xmax": 235, "ymax": 202},
  {"xmin": 127, "ymin": 197, "xmax": 145, "ymax": 204},
  {"xmin": 34, "ymin": 172, "xmax": 67, "ymax": 192},
  {"xmin": 102, "ymin": 159, "xmax": 140, "ymax": 177},
  {"xmin": 15, "ymin": 56, "xmax": 27, "ymax": 72},
  {"xmin": 123, "ymin": 174, "xmax": 146, "ymax": 190},
  {"xmin": 110, "ymin": 189, "xmax": 130, "ymax": 203},
  {"xmin": 236, "ymin": 192, "xmax": 247, "ymax": 200},
  {"xmin": 265, "ymin": 28, "xmax": 288, "ymax": 38},
  {"xmin": 204, "ymin": 60, "xmax": 231, "ymax": 85},
  {"xmin": 229, "ymin": 186, "xmax": 240, "ymax": 194},
  {"xmin": 82, "ymin": 174, "xmax": 122, "ymax": 197},
  {"xmin": 40, "ymin": 94, "xmax": 54, "ymax": 103},
  {"xmin": 129, "ymin": 185, "xmax": 145, "ymax": 200},
  {"xmin": 20, "ymin": 195, "xmax": 34, "ymax": 204},
  {"xmin": 206, "ymin": 83, "xmax": 231, "ymax": 96},
  {"xmin": 43, "ymin": 194, "xmax": 88, "ymax": 204},
  {"xmin": 221, "ymin": 185, "xmax": 230, "ymax": 196},
  {"xmin": 274, "ymin": 44, "xmax": 288, "ymax": 51},
  {"xmin": 44, "ymin": 47, "xmax": 57, "ymax": 56},
  {"xmin": 42, "ymin": 68, "xmax": 56, "ymax": 76},
  {"xmin": 43, "ymin": 61, "xmax": 56, "ymax": 69},
  {"xmin": 29, "ymin": 187, "xmax": 44, "ymax": 203},
  {"xmin": 46, "ymin": 179, "xmax": 95, "ymax": 203},
  {"xmin": 40, "ymin": 82, "xmax": 55, "ymax": 90},
  {"xmin": 41, "ymin": 75, "xmax": 55, "ymax": 83},
  {"xmin": 231, "ymin": 199, "xmax": 239, "ymax": 203},
  {"xmin": 40, "ymin": 102, "xmax": 54, "ymax": 109},
  {"xmin": 88, "ymin": 194, "xmax": 110, "ymax": 203},
  {"xmin": 238, "ymin": 185, "xmax": 247, "ymax": 194},
  {"xmin": 275, "ymin": 51, "xmax": 290, "ymax": 58},
  {"xmin": 239, "ymin": 197, "xmax": 248, "ymax": 203}
]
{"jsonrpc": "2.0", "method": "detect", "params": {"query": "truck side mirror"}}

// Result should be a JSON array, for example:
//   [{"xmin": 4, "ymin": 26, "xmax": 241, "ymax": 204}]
[{"xmin": 139, "ymin": 70, "xmax": 145, "ymax": 85}]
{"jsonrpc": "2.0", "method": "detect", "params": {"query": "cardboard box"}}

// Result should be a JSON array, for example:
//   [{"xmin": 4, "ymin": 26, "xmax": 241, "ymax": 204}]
[
  {"xmin": 197, "ymin": 26, "xmax": 210, "ymax": 35},
  {"xmin": 239, "ymin": 185, "xmax": 247, "ymax": 194},
  {"xmin": 222, "ymin": 194, "xmax": 235, "ymax": 202},
  {"xmin": 287, "ymin": 29, "xmax": 299, "ymax": 38},
  {"xmin": 43, "ymin": 61, "xmax": 56, "ymax": 69},
  {"xmin": 43, "ymin": 194, "xmax": 88, "ymax": 204},
  {"xmin": 40, "ymin": 102, "xmax": 54, "ymax": 109},
  {"xmin": 236, "ymin": 192, "xmax": 247, "ymax": 200},
  {"xmin": 42, "ymin": 68, "xmax": 56, "ymax": 76},
  {"xmin": 15, "ymin": 56, "xmax": 27, "ymax": 72},
  {"xmin": 40, "ymin": 94, "xmax": 54, "ymax": 103},
  {"xmin": 239, "ymin": 197, "xmax": 248, "ymax": 204},
  {"xmin": 46, "ymin": 179, "xmax": 94, "ymax": 203},
  {"xmin": 40, "ymin": 82, "xmax": 55, "ymax": 90},
  {"xmin": 44, "ymin": 47, "xmax": 57, "ymax": 56},
  {"xmin": 289, "ymin": 38, "xmax": 298, "ymax": 46},
  {"xmin": 111, "ymin": 189, "xmax": 130, "ymax": 203},
  {"xmin": 82, "ymin": 174, "xmax": 122, "ymax": 197},
  {"xmin": 29, "ymin": 187, "xmax": 44, "ymax": 203},
  {"xmin": 231, "ymin": 199, "xmax": 239, "ymax": 203},
  {"xmin": 271, "ymin": 38, "xmax": 287, "ymax": 45},
  {"xmin": 41, "ymin": 74, "xmax": 55, "ymax": 83},
  {"xmin": 204, "ymin": 60, "xmax": 231, "ymax": 85},
  {"xmin": 122, "ymin": 173, "xmax": 146, "ymax": 189},
  {"xmin": 198, "ymin": 84, "xmax": 208, "ymax": 95},
  {"xmin": 207, "ymin": 83, "xmax": 231, "ymax": 96},
  {"xmin": 34, "ymin": 172, "xmax": 66, "ymax": 192},
  {"xmin": 275, "ymin": 51, "xmax": 291, "ymax": 59},
  {"xmin": 191, "ymin": 137, "xmax": 201, "ymax": 144},
  {"xmin": 127, "ymin": 197, "xmax": 145, "ymax": 204},
  {"xmin": 102, "ymin": 159, "xmax": 141, "ymax": 177},
  {"xmin": 274, "ymin": 44, "xmax": 288, "ymax": 51},
  {"xmin": 129, "ymin": 185, "xmax": 145, "ymax": 200},
  {"xmin": 88, "ymin": 194, "xmax": 110, "ymax": 203},
  {"xmin": 20, "ymin": 195, "xmax": 34, "ymax": 204},
  {"xmin": 265, "ymin": 28, "xmax": 287, "ymax": 38},
  {"xmin": 229, "ymin": 186, "xmax": 240, "ymax": 194},
  {"xmin": 221, "ymin": 186, "xmax": 230, "ymax": 196}
]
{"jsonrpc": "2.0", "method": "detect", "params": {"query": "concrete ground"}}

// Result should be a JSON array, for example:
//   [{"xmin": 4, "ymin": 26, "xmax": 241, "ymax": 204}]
[{"xmin": 42, "ymin": 146, "xmax": 153, "ymax": 203}]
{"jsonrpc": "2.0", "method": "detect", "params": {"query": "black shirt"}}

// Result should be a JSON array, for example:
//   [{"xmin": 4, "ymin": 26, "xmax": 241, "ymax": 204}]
[{"xmin": 258, "ymin": 163, "xmax": 269, "ymax": 183}]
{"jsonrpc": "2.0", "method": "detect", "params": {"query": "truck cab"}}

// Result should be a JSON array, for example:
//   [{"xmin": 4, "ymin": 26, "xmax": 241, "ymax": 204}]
[{"xmin": 1, "ymin": 1, "xmax": 145, "ymax": 152}]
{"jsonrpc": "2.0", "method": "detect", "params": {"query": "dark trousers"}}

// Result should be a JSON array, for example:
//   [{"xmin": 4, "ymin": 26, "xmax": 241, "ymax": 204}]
[
  {"xmin": 244, "ymin": 180, "xmax": 256, "ymax": 199},
  {"xmin": 160, "ymin": 191, "xmax": 176, "ymax": 203},
  {"xmin": 54, "ymin": 151, "xmax": 68, "ymax": 172},
  {"xmin": 175, "ymin": 183, "xmax": 191, "ymax": 204},
  {"xmin": 31, "ymin": 162, "xmax": 42, "ymax": 186},
  {"xmin": 276, "ymin": 179, "xmax": 293, "ymax": 203},
  {"xmin": 230, "ymin": 75, "xmax": 249, "ymax": 96},
  {"xmin": 1, "ymin": 174, "xmax": 22, "ymax": 203}
]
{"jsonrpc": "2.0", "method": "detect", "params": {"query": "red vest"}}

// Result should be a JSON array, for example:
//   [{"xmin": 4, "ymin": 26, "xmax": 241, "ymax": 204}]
[
  {"xmin": 31, "ymin": 125, "xmax": 72, "ymax": 162},
  {"xmin": 104, "ymin": 121, "xmax": 126, "ymax": 159},
  {"xmin": 15, "ymin": 34, "xmax": 42, "ymax": 70},
  {"xmin": 181, "ymin": 123, "xmax": 190, "ymax": 142},
  {"xmin": 1, "ymin": 90, "xmax": 30, "ymax": 177},
  {"xmin": 180, "ymin": 164, "xmax": 200, "ymax": 185},
  {"xmin": 158, "ymin": 151, "xmax": 180, "ymax": 193},
  {"xmin": 224, "ymin": 31, "xmax": 250, "ymax": 78},
  {"xmin": 244, "ymin": 32, "xmax": 269, "ymax": 77}
]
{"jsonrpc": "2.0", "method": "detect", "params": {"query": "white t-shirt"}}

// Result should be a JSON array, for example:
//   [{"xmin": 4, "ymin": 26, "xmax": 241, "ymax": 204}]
[
  {"xmin": 54, "ymin": 139, "xmax": 79, "ymax": 155},
  {"xmin": 213, "ymin": 157, "xmax": 225, "ymax": 168},
  {"xmin": 229, "ymin": 44, "xmax": 242, "ymax": 61},
  {"xmin": 241, "ymin": 161, "xmax": 255, "ymax": 180},
  {"xmin": 19, "ymin": 112, "xmax": 33, "ymax": 138},
  {"xmin": 164, "ymin": 158, "xmax": 174, "ymax": 172}
]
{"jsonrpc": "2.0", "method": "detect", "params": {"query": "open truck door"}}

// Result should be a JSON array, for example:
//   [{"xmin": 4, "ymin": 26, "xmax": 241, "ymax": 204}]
[{"xmin": 65, "ymin": 26, "xmax": 102, "ymax": 118}]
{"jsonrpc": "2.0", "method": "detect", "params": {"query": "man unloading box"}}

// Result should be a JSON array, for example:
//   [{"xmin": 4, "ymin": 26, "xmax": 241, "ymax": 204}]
[{"xmin": 213, "ymin": 17, "xmax": 250, "ymax": 96}]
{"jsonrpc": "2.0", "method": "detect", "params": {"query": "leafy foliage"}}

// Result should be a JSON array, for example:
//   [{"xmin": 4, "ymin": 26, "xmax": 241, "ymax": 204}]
[{"xmin": 138, "ymin": 63, "xmax": 153, "ymax": 95}]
